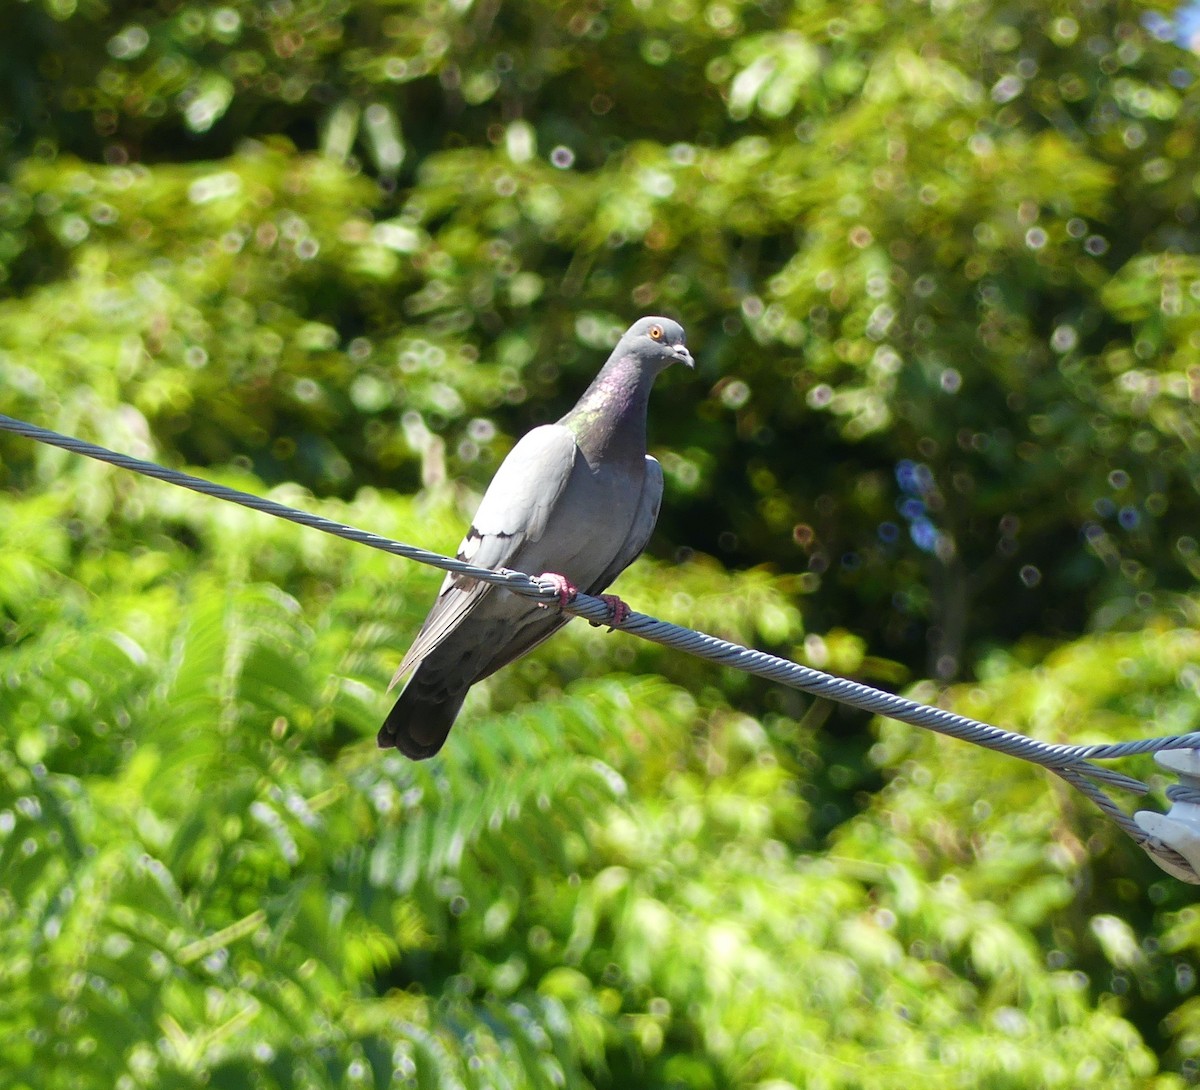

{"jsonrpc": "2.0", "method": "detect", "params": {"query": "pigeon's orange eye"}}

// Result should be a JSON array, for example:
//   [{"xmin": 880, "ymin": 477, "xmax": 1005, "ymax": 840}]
[{"xmin": 649, "ymin": 325, "xmax": 664, "ymax": 340}]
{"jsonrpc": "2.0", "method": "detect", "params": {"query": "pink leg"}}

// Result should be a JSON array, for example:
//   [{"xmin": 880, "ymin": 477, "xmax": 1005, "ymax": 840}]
[{"xmin": 536, "ymin": 572, "xmax": 578, "ymax": 609}]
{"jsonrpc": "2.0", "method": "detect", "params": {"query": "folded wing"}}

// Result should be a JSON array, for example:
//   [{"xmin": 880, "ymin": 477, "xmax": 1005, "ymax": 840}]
[{"xmin": 390, "ymin": 424, "xmax": 578, "ymax": 685}]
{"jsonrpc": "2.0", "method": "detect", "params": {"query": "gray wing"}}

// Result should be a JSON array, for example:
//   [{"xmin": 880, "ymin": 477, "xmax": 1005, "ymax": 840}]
[
  {"xmin": 391, "ymin": 425, "xmax": 578, "ymax": 685},
  {"xmin": 584, "ymin": 455, "xmax": 663, "ymax": 594},
  {"xmin": 472, "ymin": 456, "xmax": 662, "ymax": 683}
]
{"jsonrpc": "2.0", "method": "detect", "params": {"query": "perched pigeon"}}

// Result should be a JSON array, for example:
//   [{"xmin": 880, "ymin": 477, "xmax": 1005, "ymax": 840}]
[{"xmin": 379, "ymin": 316, "xmax": 693, "ymax": 759}]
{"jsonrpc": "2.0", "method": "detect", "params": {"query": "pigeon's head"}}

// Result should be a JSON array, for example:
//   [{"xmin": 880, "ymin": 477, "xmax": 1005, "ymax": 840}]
[{"xmin": 621, "ymin": 316, "xmax": 693, "ymax": 372}]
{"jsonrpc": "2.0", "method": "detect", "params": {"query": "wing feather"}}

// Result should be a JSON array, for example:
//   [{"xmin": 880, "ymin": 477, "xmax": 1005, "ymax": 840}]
[
  {"xmin": 456, "ymin": 457, "xmax": 661, "ymax": 683},
  {"xmin": 391, "ymin": 425, "xmax": 579, "ymax": 684}
]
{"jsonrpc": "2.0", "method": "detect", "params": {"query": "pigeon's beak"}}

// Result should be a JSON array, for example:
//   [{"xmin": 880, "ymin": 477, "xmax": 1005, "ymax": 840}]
[{"xmin": 671, "ymin": 343, "xmax": 694, "ymax": 369}]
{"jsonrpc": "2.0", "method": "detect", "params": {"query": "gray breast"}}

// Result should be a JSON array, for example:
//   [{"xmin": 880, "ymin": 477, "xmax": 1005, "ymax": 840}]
[{"xmin": 513, "ymin": 448, "xmax": 647, "ymax": 588}]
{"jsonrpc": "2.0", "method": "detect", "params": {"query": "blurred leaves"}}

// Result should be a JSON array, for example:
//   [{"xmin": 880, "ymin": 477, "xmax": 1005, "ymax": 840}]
[
  {"xmin": 4, "ymin": 0, "xmax": 1199, "ymax": 670},
  {"xmin": 4, "ymin": 0, "xmax": 1200, "ymax": 1087}
]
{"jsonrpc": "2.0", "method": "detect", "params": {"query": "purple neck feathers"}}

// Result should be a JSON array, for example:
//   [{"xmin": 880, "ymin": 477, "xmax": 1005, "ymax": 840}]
[{"xmin": 560, "ymin": 352, "xmax": 656, "ymax": 463}]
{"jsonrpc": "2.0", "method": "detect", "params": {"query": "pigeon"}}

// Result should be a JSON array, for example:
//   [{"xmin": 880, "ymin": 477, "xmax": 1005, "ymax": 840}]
[{"xmin": 379, "ymin": 316, "xmax": 693, "ymax": 759}]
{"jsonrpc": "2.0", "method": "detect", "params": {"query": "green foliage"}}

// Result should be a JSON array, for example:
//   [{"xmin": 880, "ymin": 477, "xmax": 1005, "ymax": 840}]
[{"xmin": 3, "ymin": 0, "xmax": 1200, "ymax": 1086}]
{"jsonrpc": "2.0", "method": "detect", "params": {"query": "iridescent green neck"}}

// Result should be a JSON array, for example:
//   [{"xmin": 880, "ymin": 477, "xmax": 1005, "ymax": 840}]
[{"xmin": 560, "ymin": 352, "xmax": 656, "ymax": 464}]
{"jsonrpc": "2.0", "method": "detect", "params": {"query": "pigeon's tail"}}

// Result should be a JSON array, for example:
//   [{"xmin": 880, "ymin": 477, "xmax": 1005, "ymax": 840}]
[{"xmin": 377, "ymin": 668, "xmax": 468, "ymax": 760}]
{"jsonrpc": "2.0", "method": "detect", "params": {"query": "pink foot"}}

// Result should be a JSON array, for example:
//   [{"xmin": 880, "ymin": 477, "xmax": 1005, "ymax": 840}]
[
  {"xmin": 536, "ymin": 572, "xmax": 578, "ymax": 610},
  {"xmin": 588, "ymin": 593, "xmax": 630, "ymax": 629},
  {"xmin": 599, "ymin": 594, "xmax": 630, "ymax": 625}
]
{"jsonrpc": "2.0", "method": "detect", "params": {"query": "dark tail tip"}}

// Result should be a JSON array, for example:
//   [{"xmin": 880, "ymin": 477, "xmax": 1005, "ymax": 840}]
[{"xmin": 377, "ymin": 678, "xmax": 467, "ymax": 760}]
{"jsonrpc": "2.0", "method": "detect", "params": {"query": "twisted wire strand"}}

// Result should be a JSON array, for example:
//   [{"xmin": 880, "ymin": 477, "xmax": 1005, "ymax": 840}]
[{"xmin": 1, "ymin": 412, "xmax": 1194, "ymax": 876}]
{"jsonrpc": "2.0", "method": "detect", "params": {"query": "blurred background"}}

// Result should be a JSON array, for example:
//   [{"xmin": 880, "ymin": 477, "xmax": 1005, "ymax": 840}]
[{"xmin": 3, "ymin": 0, "xmax": 1200, "ymax": 1086}]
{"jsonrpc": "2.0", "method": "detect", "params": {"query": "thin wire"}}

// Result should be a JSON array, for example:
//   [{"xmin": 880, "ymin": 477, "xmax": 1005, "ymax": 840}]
[{"xmin": 0, "ymin": 412, "xmax": 1193, "ymax": 877}]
